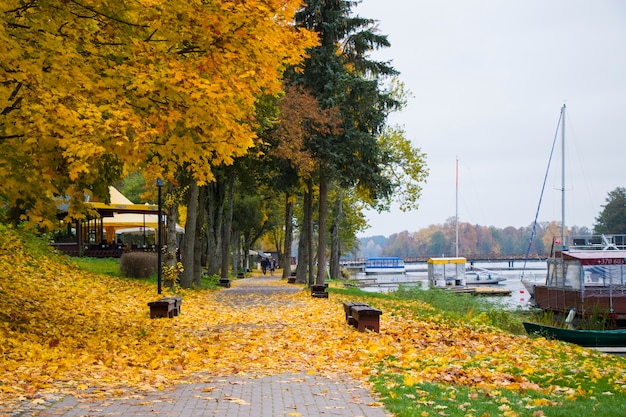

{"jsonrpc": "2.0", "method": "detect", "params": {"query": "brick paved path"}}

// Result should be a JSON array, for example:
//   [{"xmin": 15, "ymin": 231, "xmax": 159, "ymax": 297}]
[
  {"xmin": 12, "ymin": 276, "xmax": 391, "ymax": 417},
  {"xmin": 33, "ymin": 372, "xmax": 389, "ymax": 417}
]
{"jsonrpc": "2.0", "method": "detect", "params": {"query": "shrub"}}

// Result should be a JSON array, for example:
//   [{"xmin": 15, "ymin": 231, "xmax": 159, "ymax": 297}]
[
  {"xmin": 119, "ymin": 252, "xmax": 158, "ymax": 278},
  {"xmin": 162, "ymin": 262, "xmax": 184, "ymax": 287}
]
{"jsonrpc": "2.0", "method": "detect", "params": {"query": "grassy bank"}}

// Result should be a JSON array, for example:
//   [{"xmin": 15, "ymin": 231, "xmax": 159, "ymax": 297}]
[{"xmin": 328, "ymin": 284, "xmax": 626, "ymax": 416}]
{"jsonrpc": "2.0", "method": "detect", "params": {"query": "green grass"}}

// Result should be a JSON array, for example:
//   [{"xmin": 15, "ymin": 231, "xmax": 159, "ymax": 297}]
[
  {"xmin": 68, "ymin": 256, "xmax": 224, "ymax": 290},
  {"xmin": 69, "ymin": 257, "xmax": 124, "ymax": 278},
  {"xmin": 329, "ymin": 282, "xmax": 626, "ymax": 417},
  {"xmin": 330, "ymin": 282, "xmax": 530, "ymax": 334},
  {"xmin": 371, "ymin": 371, "xmax": 626, "ymax": 417}
]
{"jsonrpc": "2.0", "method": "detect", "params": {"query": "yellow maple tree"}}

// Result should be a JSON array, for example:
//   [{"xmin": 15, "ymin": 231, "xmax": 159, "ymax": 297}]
[{"xmin": 0, "ymin": 0, "xmax": 317, "ymax": 227}]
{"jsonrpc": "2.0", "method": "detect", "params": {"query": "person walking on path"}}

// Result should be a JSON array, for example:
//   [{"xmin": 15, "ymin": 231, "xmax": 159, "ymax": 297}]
[{"xmin": 268, "ymin": 256, "xmax": 276, "ymax": 276}]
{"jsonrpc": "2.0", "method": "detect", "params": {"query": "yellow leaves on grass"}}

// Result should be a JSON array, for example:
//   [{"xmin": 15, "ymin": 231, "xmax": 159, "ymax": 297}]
[
  {"xmin": 2, "ymin": 228, "xmax": 625, "ymax": 412},
  {"xmin": 529, "ymin": 398, "xmax": 558, "ymax": 407}
]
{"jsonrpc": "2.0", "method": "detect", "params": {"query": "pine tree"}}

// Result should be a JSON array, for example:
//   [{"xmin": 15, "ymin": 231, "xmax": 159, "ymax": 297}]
[
  {"xmin": 594, "ymin": 187, "xmax": 626, "ymax": 234},
  {"xmin": 290, "ymin": 0, "xmax": 401, "ymax": 283}
]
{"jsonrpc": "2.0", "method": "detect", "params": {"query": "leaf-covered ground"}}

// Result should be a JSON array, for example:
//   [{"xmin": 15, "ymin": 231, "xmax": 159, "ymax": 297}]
[{"xmin": 1, "ymin": 225, "xmax": 625, "ymax": 416}]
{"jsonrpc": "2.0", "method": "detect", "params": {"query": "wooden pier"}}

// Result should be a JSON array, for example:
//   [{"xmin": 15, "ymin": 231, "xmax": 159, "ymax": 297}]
[
  {"xmin": 449, "ymin": 286, "xmax": 512, "ymax": 296},
  {"xmin": 343, "ymin": 255, "xmax": 547, "ymax": 271}
]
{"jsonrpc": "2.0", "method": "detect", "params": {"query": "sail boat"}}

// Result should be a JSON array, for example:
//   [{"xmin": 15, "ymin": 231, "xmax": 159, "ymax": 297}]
[
  {"xmin": 524, "ymin": 105, "xmax": 626, "ymax": 335},
  {"xmin": 519, "ymin": 106, "xmax": 568, "ymax": 297},
  {"xmin": 454, "ymin": 158, "xmax": 505, "ymax": 285}
]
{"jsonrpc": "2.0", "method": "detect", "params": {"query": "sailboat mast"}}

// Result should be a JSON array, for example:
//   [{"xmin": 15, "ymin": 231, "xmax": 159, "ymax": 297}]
[
  {"xmin": 561, "ymin": 104, "xmax": 566, "ymax": 250},
  {"xmin": 455, "ymin": 157, "xmax": 459, "ymax": 257}
]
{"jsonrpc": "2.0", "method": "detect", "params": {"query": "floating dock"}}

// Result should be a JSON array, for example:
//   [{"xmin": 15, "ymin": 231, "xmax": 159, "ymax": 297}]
[{"xmin": 450, "ymin": 286, "xmax": 512, "ymax": 296}]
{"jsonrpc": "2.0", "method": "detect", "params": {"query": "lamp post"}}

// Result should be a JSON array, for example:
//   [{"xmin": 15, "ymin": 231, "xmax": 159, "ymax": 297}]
[{"xmin": 156, "ymin": 178, "xmax": 164, "ymax": 294}]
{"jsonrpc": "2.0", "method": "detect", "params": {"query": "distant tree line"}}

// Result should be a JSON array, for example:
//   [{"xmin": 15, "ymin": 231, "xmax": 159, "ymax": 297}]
[
  {"xmin": 360, "ymin": 220, "xmax": 590, "ymax": 259},
  {"xmin": 359, "ymin": 187, "xmax": 626, "ymax": 259}
]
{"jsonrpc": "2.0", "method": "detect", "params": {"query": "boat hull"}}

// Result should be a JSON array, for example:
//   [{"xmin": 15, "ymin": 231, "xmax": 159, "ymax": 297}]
[
  {"xmin": 534, "ymin": 285, "xmax": 626, "ymax": 320},
  {"xmin": 523, "ymin": 321, "xmax": 626, "ymax": 347},
  {"xmin": 521, "ymin": 278, "xmax": 543, "ymax": 297},
  {"xmin": 364, "ymin": 267, "xmax": 406, "ymax": 275},
  {"xmin": 465, "ymin": 276, "xmax": 506, "ymax": 285}
]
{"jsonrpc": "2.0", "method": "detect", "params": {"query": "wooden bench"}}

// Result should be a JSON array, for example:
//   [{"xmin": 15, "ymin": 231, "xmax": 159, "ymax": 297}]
[
  {"xmin": 343, "ymin": 302, "xmax": 382, "ymax": 332},
  {"xmin": 148, "ymin": 296, "xmax": 182, "ymax": 318},
  {"xmin": 311, "ymin": 284, "xmax": 328, "ymax": 298},
  {"xmin": 342, "ymin": 302, "xmax": 369, "ymax": 326}
]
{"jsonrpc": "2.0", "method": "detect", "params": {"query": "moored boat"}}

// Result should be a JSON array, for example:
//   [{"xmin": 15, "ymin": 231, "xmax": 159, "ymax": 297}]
[
  {"xmin": 533, "ymin": 239, "xmax": 626, "ymax": 321},
  {"xmin": 364, "ymin": 257, "xmax": 406, "ymax": 275},
  {"xmin": 528, "ymin": 105, "xmax": 626, "ymax": 322},
  {"xmin": 465, "ymin": 268, "xmax": 506, "ymax": 285},
  {"xmin": 521, "ymin": 274, "xmax": 544, "ymax": 297},
  {"xmin": 523, "ymin": 321, "xmax": 626, "ymax": 347}
]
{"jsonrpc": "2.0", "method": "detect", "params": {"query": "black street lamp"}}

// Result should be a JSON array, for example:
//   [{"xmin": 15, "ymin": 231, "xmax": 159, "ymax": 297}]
[{"xmin": 156, "ymin": 178, "xmax": 164, "ymax": 294}]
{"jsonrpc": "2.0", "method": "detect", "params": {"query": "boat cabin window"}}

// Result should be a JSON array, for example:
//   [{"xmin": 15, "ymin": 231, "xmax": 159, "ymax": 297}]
[
  {"xmin": 547, "ymin": 259, "xmax": 563, "ymax": 286},
  {"xmin": 550, "ymin": 257, "xmax": 626, "ymax": 287},
  {"xmin": 582, "ymin": 264, "xmax": 626, "ymax": 287},
  {"xmin": 548, "ymin": 259, "xmax": 580, "ymax": 288},
  {"xmin": 563, "ymin": 261, "xmax": 581, "ymax": 288},
  {"xmin": 428, "ymin": 263, "xmax": 465, "ymax": 286}
]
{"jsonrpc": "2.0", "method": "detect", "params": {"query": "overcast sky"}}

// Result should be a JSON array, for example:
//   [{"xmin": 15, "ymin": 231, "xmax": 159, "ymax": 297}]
[{"xmin": 355, "ymin": 0, "xmax": 626, "ymax": 237}]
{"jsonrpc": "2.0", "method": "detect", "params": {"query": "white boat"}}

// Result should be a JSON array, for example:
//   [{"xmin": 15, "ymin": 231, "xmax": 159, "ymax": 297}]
[
  {"xmin": 465, "ymin": 268, "xmax": 506, "ymax": 285},
  {"xmin": 428, "ymin": 259, "xmax": 507, "ymax": 287},
  {"xmin": 520, "ymin": 273, "xmax": 545, "ymax": 297},
  {"xmin": 364, "ymin": 257, "xmax": 406, "ymax": 275}
]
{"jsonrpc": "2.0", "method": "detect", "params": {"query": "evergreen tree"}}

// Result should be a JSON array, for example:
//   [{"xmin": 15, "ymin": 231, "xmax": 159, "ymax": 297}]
[
  {"xmin": 594, "ymin": 187, "xmax": 626, "ymax": 234},
  {"xmin": 291, "ymin": 0, "xmax": 400, "ymax": 283}
]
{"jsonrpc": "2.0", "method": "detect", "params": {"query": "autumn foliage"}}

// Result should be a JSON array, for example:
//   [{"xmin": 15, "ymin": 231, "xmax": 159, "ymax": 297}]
[
  {"xmin": 1, "ymin": 225, "xmax": 625, "ymax": 415},
  {"xmin": 0, "ymin": 0, "xmax": 317, "ymax": 226}
]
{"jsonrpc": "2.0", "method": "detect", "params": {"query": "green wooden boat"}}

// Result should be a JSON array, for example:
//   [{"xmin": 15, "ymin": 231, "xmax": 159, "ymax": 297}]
[{"xmin": 523, "ymin": 322, "xmax": 626, "ymax": 347}]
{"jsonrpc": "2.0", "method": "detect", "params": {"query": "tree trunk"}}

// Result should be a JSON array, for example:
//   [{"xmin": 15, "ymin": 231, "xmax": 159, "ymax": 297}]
[
  {"xmin": 221, "ymin": 175, "xmax": 235, "ymax": 279},
  {"xmin": 180, "ymin": 179, "xmax": 199, "ymax": 288},
  {"xmin": 307, "ymin": 180, "xmax": 315, "ymax": 286},
  {"xmin": 329, "ymin": 188, "xmax": 343, "ymax": 279},
  {"xmin": 242, "ymin": 230, "xmax": 252, "ymax": 272},
  {"xmin": 205, "ymin": 182, "xmax": 225, "ymax": 276},
  {"xmin": 282, "ymin": 193, "xmax": 294, "ymax": 278},
  {"xmin": 316, "ymin": 174, "xmax": 328, "ymax": 286},
  {"xmin": 296, "ymin": 183, "xmax": 311, "ymax": 284},
  {"xmin": 232, "ymin": 229, "xmax": 240, "ymax": 274},
  {"xmin": 164, "ymin": 183, "xmax": 179, "ymax": 288},
  {"xmin": 193, "ymin": 185, "xmax": 206, "ymax": 287},
  {"xmin": 272, "ymin": 227, "xmax": 283, "ymax": 268}
]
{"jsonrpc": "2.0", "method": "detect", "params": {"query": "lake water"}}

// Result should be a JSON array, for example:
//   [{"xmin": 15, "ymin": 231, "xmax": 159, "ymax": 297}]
[{"xmin": 349, "ymin": 260, "xmax": 547, "ymax": 310}]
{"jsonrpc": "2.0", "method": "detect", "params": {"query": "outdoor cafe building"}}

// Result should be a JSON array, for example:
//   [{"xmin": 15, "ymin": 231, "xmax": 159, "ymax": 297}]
[{"xmin": 53, "ymin": 187, "xmax": 180, "ymax": 258}]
